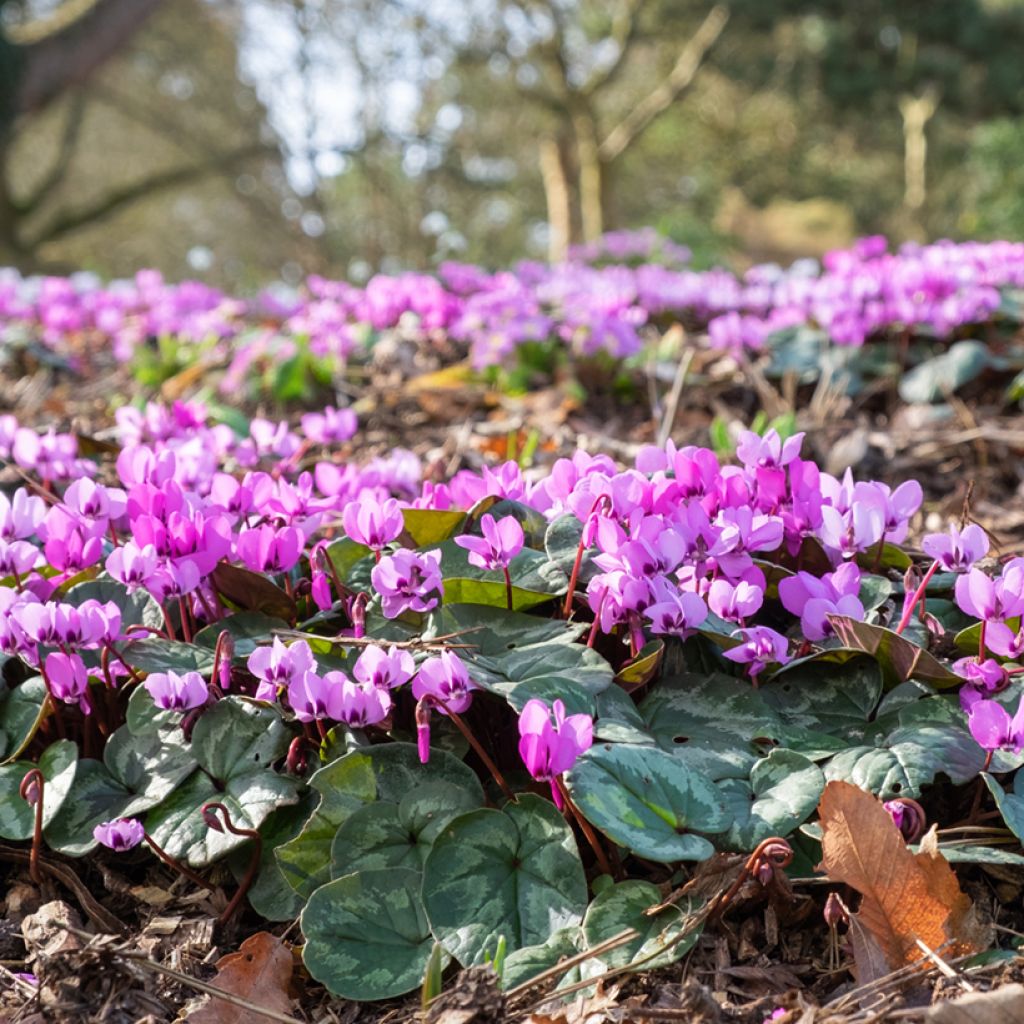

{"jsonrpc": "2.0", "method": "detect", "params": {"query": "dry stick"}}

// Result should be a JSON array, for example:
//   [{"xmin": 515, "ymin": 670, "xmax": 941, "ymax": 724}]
[
  {"xmin": 554, "ymin": 776, "xmax": 614, "ymax": 879},
  {"xmin": 656, "ymin": 346, "xmax": 694, "ymax": 449}
]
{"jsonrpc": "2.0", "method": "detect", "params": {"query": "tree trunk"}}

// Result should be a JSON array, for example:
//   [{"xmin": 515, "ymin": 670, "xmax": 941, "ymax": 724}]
[
  {"xmin": 899, "ymin": 87, "xmax": 939, "ymax": 216},
  {"xmin": 539, "ymin": 135, "xmax": 572, "ymax": 262},
  {"xmin": 11, "ymin": 0, "xmax": 165, "ymax": 117},
  {"xmin": 573, "ymin": 110, "xmax": 604, "ymax": 243}
]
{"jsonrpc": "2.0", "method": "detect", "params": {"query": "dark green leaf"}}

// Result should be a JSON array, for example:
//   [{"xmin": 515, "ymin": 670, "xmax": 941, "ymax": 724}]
[
  {"xmin": 567, "ymin": 745, "xmax": 731, "ymax": 862},
  {"xmin": 302, "ymin": 867, "xmax": 443, "ymax": 1000},
  {"xmin": 422, "ymin": 793, "xmax": 588, "ymax": 965}
]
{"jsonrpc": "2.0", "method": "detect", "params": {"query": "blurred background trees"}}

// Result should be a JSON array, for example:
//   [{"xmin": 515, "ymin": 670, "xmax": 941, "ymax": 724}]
[{"xmin": 1, "ymin": 0, "xmax": 1023, "ymax": 287}]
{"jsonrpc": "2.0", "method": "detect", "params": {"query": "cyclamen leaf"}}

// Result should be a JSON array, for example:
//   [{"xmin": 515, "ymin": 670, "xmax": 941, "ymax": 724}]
[
  {"xmin": 566, "ymin": 745, "xmax": 731, "ymax": 862},
  {"xmin": 302, "ymin": 867, "xmax": 444, "ymax": 1001},
  {"xmin": 422, "ymin": 793, "xmax": 588, "ymax": 966},
  {"xmin": 0, "ymin": 739, "xmax": 78, "ymax": 841}
]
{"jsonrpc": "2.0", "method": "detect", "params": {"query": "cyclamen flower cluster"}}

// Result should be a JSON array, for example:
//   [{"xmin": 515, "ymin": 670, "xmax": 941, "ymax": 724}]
[
  {"xmin": 3, "ymin": 236, "xmax": 1023, "ymax": 375},
  {"xmin": 240, "ymin": 637, "xmax": 473, "ymax": 738}
]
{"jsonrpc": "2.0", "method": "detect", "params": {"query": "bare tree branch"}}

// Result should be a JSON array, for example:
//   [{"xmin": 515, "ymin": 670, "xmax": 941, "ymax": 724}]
[
  {"xmin": 20, "ymin": 91, "xmax": 90, "ymax": 214},
  {"xmin": 29, "ymin": 142, "xmax": 274, "ymax": 246},
  {"xmin": 13, "ymin": 0, "xmax": 165, "ymax": 117},
  {"xmin": 598, "ymin": 4, "xmax": 729, "ymax": 164},
  {"xmin": 579, "ymin": 0, "xmax": 649, "ymax": 98}
]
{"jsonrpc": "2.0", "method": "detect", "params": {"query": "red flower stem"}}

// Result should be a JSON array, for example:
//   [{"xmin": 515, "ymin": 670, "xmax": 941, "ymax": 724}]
[
  {"xmin": 562, "ymin": 496, "xmax": 610, "ymax": 620},
  {"xmin": 983, "ymin": 750, "xmax": 993, "ymax": 772},
  {"xmin": 980, "ymin": 619, "xmax": 988, "ymax": 662},
  {"xmin": 177, "ymin": 598, "xmax": 193, "ymax": 643},
  {"xmin": 555, "ymin": 776, "xmax": 614, "ymax": 878},
  {"xmin": 20, "ymin": 770, "xmax": 44, "ymax": 885},
  {"xmin": 201, "ymin": 802, "xmax": 262, "ymax": 926},
  {"xmin": 428, "ymin": 697, "xmax": 515, "ymax": 803},
  {"xmin": 503, "ymin": 566, "xmax": 514, "ymax": 611},
  {"xmin": 102, "ymin": 641, "xmax": 144, "ymax": 686},
  {"xmin": 895, "ymin": 559, "xmax": 941, "ymax": 634},
  {"xmin": 587, "ymin": 590, "xmax": 608, "ymax": 649},
  {"xmin": 36, "ymin": 662, "xmax": 65, "ymax": 739},
  {"xmin": 143, "ymin": 835, "xmax": 216, "ymax": 892}
]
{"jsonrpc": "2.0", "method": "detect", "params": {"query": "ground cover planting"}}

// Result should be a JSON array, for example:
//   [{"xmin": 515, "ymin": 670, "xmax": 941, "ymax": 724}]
[
  {"xmin": 3, "ymin": 234, "xmax": 1024, "ymax": 411},
  {"xmin": 3, "ymin": 357, "xmax": 1024, "ymax": 1019}
]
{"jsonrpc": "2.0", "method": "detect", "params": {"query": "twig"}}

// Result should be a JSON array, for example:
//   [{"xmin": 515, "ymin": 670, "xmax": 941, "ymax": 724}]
[
  {"xmin": 656, "ymin": 346, "xmax": 694, "ymax": 449},
  {"xmin": 914, "ymin": 938, "xmax": 975, "ymax": 992}
]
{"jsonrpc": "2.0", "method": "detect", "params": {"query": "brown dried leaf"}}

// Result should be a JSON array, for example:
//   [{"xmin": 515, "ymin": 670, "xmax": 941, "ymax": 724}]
[
  {"xmin": 186, "ymin": 932, "xmax": 294, "ymax": 1024},
  {"xmin": 818, "ymin": 782, "xmax": 984, "ymax": 977},
  {"xmin": 927, "ymin": 983, "xmax": 1024, "ymax": 1023}
]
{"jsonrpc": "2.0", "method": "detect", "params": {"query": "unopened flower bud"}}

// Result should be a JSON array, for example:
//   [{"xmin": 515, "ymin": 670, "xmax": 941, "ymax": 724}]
[{"xmin": 824, "ymin": 891, "xmax": 848, "ymax": 928}]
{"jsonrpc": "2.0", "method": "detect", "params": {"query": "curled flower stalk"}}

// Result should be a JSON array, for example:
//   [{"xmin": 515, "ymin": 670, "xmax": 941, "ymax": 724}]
[{"xmin": 202, "ymin": 802, "xmax": 262, "ymax": 926}]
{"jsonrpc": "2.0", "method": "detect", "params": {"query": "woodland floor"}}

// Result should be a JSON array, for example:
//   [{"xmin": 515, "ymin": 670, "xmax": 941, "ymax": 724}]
[{"xmin": 3, "ymin": 340, "xmax": 1024, "ymax": 1023}]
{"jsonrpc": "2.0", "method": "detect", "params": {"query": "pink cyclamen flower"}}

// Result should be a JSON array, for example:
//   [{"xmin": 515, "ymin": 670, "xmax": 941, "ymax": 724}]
[
  {"xmin": 707, "ymin": 579, "xmax": 764, "ymax": 623},
  {"xmin": 968, "ymin": 695, "xmax": 1024, "ymax": 755},
  {"xmin": 518, "ymin": 698, "xmax": 593, "ymax": 807},
  {"xmin": 247, "ymin": 637, "xmax": 315, "ymax": 701},
  {"xmin": 921, "ymin": 523, "xmax": 989, "ymax": 573},
  {"xmin": 955, "ymin": 563, "xmax": 1024, "ymax": 622},
  {"xmin": 454, "ymin": 514, "xmax": 525, "ymax": 571},
  {"xmin": 236, "ymin": 523, "xmax": 304, "ymax": 573},
  {"xmin": 144, "ymin": 670, "xmax": 208, "ymax": 712},
  {"xmin": 370, "ymin": 548, "xmax": 443, "ymax": 618},
  {"xmin": 44, "ymin": 651, "xmax": 90, "ymax": 709},
  {"xmin": 342, "ymin": 495, "xmax": 404, "ymax": 550},
  {"xmin": 722, "ymin": 626, "xmax": 791, "ymax": 681},
  {"xmin": 644, "ymin": 582, "xmax": 708, "ymax": 637},
  {"xmin": 412, "ymin": 650, "xmax": 475, "ymax": 714},
  {"xmin": 93, "ymin": 818, "xmax": 145, "ymax": 851},
  {"xmin": 336, "ymin": 676, "xmax": 392, "ymax": 727},
  {"xmin": 353, "ymin": 644, "xmax": 415, "ymax": 690}
]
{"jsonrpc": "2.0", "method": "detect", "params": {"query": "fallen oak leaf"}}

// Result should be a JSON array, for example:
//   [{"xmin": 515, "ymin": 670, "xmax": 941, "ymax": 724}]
[
  {"xmin": 817, "ymin": 781, "xmax": 987, "ymax": 981},
  {"xmin": 186, "ymin": 931, "xmax": 294, "ymax": 1024}
]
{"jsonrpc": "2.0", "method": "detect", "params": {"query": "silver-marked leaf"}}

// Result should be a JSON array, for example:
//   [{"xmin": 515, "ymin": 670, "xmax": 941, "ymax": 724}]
[
  {"xmin": 189, "ymin": 696, "xmax": 291, "ymax": 783},
  {"xmin": 501, "ymin": 927, "xmax": 584, "ymax": 991},
  {"xmin": 566, "ymin": 745, "xmax": 731, "ymax": 863},
  {"xmin": 0, "ymin": 739, "xmax": 78, "ymax": 840},
  {"xmin": 582, "ymin": 880, "xmax": 703, "ymax": 972},
  {"xmin": 277, "ymin": 743, "xmax": 481, "ymax": 899},
  {"xmin": 824, "ymin": 724, "xmax": 984, "ymax": 799},
  {"xmin": 982, "ymin": 773, "xmax": 1024, "ymax": 845},
  {"xmin": 145, "ymin": 767, "xmax": 299, "ymax": 866},
  {"xmin": 422, "ymin": 793, "xmax": 588, "ymax": 965},
  {"xmin": 0, "ymin": 677, "xmax": 48, "ymax": 765},
  {"xmin": 898, "ymin": 340, "xmax": 990, "ymax": 404},
  {"xmin": 716, "ymin": 749, "xmax": 824, "ymax": 851},
  {"xmin": 65, "ymin": 575, "xmax": 164, "ymax": 634},
  {"xmin": 43, "ymin": 759, "xmax": 140, "ymax": 856},
  {"xmin": 330, "ymin": 780, "xmax": 483, "ymax": 877},
  {"xmin": 426, "ymin": 603, "xmax": 586, "ymax": 654},
  {"xmin": 302, "ymin": 867, "xmax": 442, "ymax": 1000}
]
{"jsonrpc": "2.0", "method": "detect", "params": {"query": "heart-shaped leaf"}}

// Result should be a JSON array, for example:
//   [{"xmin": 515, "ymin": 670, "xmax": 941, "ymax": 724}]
[
  {"xmin": 0, "ymin": 739, "xmax": 78, "ymax": 840},
  {"xmin": 827, "ymin": 617, "xmax": 961, "ymax": 688},
  {"xmin": 0, "ymin": 677, "xmax": 48, "ymax": 764},
  {"xmin": 501, "ymin": 928, "xmax": 584, "ymax": 991},
  {"xmin": 64, "ymin": 575, "xmax": 165, "ymax": 634},
  {"xmin": 716, "ymin": 749, "xmax": 825, "ymax": 850},
  {"xmin": 145, "ymin": 697, "xmax": 298, "ymax": 865},
  {"xmin": 330, "ymin": 780, "xmax": 483, "ymax": 877},
  {"xmin": 402, "ymin": 508, "xmax": 466, "ymax": 546},
  {"xmin": 582, "ymin": 880, "xmax": 703, "ymax": 972},
  {"xmin": 276, "ymin": 742, "xmax": 482, "ymax": 899},
  {"xmin": 566, "ymin": 745, "xmax": 731, "ymax": 862},
  {"xmin": 302, "ymin": 867, "xmax": 441, "ymax": 1000},
  {"xmin": 121, "ymin": 638, "xmax": 215, "ymax": 676},
  {"xmin": 824, "ymin": 724, "xmax": 984, "ymax": 800},
  {"xmin": 898, "ymin": 340, "xmax": 990, "ymax": 404},
  {"xmin": 422, "ymin": 793, "xmax": 588, "ymax": 965}
]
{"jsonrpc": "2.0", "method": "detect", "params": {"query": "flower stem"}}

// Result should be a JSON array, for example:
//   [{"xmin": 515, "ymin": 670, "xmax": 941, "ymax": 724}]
[
  {"xmin": 503, "ymin": 566, "xmax": 513, "ymax": 611},
  {"xmin": 429, "ymin": 697, "xmax": 515, "ymax": 803},
  {"xmin": 19, "ymin": 770, "xmax": 44, "ymax": 885},
  {"xmin": 555, "ymin": 776, "xmax": 614, "ymax": 879},
  {"xmin": 143, "ymin": 835, "xmax": 216, "ymax": 893},
  {"xmin": 201, "ymin": 802, "xmax": 262, "ymax": 926},
  {"xmin": 895, "ymin": 559, "xmax": 940, "ymax": 634}
]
